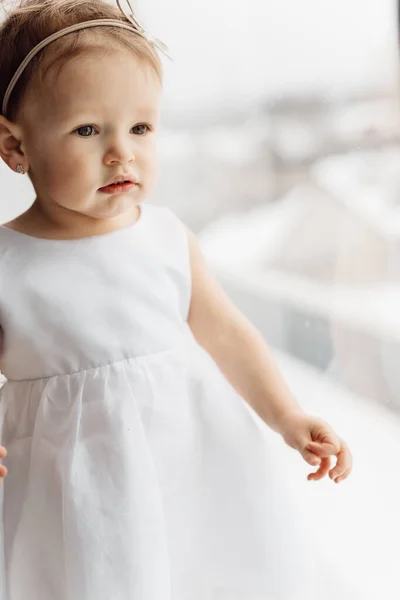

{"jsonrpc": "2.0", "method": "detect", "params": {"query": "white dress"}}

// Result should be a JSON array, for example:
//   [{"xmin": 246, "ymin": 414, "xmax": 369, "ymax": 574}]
[{"xmin": 0, "ymin": 203, "xmax": 316, "ymax": 600}]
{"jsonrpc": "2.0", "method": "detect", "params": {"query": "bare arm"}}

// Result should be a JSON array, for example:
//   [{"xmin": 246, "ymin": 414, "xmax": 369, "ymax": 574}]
[{"xmin": 186, "ymin": 228, "xmax": 304, "ymax": 434}]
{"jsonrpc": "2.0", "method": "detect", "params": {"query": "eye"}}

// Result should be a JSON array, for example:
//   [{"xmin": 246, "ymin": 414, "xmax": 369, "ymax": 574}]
[
  {"xmin": 132, "ymin": 123, "xmax": 151, "ymax": 135},
  {"xmin": 73, "ymin": 125, "xmax": 96, "ymax": 137}
]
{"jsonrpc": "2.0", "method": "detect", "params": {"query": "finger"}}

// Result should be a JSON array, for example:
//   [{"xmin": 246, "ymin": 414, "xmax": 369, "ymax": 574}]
[
  {"xmin": 0, "ymin": 446, "xmax": 7, "ymax": 459},
  {"xmin": 307, "ymin": 457, "xmax": 331, "ymax": 481},
  {"xmin": 306, "ymin": 439, "xmax": 341, "ymax": 457},
  {"xmin": 333, "ymin": 467, "xmax": 352, "ymax": 484},
  {"xmin": 329, "ymin": 446, "xmax": 353, "ymax": 479},
  {"xmin": 329, "ymin": 440, "xmax": 353, "ymax": 480},
  {"xmin": 0, "ymin": 464, "xmax": 7, "ymax": 478},
  {"xmin": 303, "ymin": 449, "xmax": 322, "ymax": 467}
]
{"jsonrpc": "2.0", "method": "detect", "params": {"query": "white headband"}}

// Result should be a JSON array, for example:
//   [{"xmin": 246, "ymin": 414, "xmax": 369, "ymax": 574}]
[{"xmin": 1, "ymin": 0, "xmax": 170, "ymax": 117}]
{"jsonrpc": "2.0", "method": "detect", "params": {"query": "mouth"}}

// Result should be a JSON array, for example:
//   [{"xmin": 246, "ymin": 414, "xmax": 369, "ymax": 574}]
[
  {"xmin": 98, "ymin": 176, "xmax": 139, "ymax": 193},
  {"xmin": 98, "ymin": 181, "xmax": 138, "ymax": 194},
  {"xmin": 100, "ymin": 174, "xmax": 138, "ymax": 187}
]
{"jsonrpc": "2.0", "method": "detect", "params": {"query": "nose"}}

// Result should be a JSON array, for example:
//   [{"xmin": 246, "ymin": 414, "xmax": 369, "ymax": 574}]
[{"xmin": 103, "ymin": 136, "xmax": 136, "ymax": 167}]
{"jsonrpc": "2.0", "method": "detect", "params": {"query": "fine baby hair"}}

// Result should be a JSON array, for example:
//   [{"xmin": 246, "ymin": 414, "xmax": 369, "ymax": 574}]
[{"xmin": 0, "ymin": 0, "xmax": 165, "ymax": 123}]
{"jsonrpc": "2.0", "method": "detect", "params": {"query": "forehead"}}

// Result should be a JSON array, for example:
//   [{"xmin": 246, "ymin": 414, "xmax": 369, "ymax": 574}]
[{"xmin": 30, "ymin": 50, "xmax": 162, "ymax": 122}]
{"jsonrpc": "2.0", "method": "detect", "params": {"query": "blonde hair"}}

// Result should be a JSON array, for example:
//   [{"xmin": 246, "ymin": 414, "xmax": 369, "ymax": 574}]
[{"xmin": 0, "ymin": 0, "xmax": 163, "ymax": 121}]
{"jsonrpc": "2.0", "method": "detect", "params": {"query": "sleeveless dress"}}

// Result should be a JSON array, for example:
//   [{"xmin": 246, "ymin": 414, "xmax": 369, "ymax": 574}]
[{"xmin": 0, "ymin": 203, "xmax": 316, "ymax": 600}]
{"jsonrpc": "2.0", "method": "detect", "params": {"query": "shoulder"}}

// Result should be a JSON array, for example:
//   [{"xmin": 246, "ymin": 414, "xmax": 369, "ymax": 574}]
[
  {"xmin": 142, "ymin": 203, "xmax": 189, "ymax": 251},
  {"xmin": 143, "ymin": 203, "xmax": 186, "ymax": 232},
  {"xmin": 143, "ymin": 205, "xmax": 204, "ymax": 271},
  {"xmin": 142, "ymin": 204, "xmax": 192, "ymax": 318}
]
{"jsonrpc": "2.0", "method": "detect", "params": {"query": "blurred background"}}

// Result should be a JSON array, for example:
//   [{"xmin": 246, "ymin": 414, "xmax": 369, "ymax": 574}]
[
  {"xmin": 147, "ymin": 0, "xmax": 400, "ymax": 415},
  {"xmin": 1, "ymin": 0, "xmax": 400, "ymax": 597},
  {"xmin": 136, "ymin": 0, "xmax": 400, "ymax": 417}
]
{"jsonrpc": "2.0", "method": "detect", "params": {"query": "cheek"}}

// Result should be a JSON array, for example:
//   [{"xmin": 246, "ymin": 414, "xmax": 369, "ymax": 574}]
[
  {"xmin": 28, "ymin": 144, "xmax": 71, "ymax": 184},
  {"xmin": 47, "ymin": 154, "xmax": 88, "ymax": 190},
  {"xmin": 142, "ymin": 145, "xmax": 158, "ymax": 181},
  {"xmin": 142, "ymin": 159, "xmax": 158, "ymax": 194},
  {"xmin": 33, "ymin": 136, "xmax": 92, "ymax": 184}
]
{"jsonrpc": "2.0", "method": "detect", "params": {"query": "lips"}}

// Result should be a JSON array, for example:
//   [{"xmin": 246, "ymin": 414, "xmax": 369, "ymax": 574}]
[
  {"xmin": 100, "ymin": 175, "xmax": 137, "ymax": 189},
  {"xmin": 98, "ymin": 180, "xmax": 138, "ymax": 195}
]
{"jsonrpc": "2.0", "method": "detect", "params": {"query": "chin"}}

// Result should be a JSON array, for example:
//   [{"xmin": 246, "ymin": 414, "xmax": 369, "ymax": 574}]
[
  {"xmin": 98, "ymin": 201, "xmax": 140, "ymax": 221},
  {"xmin": 88, "ymin": 195, "xmax": 139, "ymax": 220}
]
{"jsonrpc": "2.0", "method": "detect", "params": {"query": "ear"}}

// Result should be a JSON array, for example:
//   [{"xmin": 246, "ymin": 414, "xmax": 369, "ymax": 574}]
[{"xmin": 0, "ymin": 115, "xmax": 28, "ymax": 173}]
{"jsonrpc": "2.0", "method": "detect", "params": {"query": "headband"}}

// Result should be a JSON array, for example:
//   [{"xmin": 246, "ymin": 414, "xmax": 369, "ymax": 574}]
[{"xmin": 1, "ymin": 0, "xmax": 170, "ymax": 117}]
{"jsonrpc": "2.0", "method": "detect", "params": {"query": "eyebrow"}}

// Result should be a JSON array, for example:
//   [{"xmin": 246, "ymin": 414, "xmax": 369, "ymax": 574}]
[
  {"xmin": 55, "ymin": 111, "xmax": 158, "ymax": 127},
  {"xmin": 61, "ymin": 107, "xmax": 158, "ymax": 120}
]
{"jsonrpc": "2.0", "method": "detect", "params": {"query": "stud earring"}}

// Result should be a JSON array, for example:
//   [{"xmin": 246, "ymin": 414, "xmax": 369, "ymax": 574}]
[{"xmin": 16, "ymin": 164, "xmax": 25, "ymax": 174}]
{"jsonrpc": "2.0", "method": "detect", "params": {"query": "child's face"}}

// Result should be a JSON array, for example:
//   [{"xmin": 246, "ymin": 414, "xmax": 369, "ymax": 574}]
[{"xmin": 18, "ymin": 49, "xmax": 161, "ymax": 222}]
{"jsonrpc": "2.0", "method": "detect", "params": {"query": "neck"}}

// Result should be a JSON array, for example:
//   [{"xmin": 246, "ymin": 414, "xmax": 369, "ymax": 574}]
[{"xmin": 4, "ymin": 200, "xmax": 141, "ymax": 240}]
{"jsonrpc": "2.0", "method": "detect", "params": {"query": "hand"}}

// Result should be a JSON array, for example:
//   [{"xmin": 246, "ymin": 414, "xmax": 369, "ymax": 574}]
[
  {"xmin": 279, "ymin": 412, "xmax": 352, "ymax": 483},
  {"xmin": 0, "ymin": 445, "xmax": 8, "ymax": 483}
]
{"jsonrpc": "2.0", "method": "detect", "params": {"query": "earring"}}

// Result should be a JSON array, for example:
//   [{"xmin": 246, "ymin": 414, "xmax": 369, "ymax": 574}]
[{"xmin": 16, "ymin": 164, "xmax": 25, "ymax": 174}]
